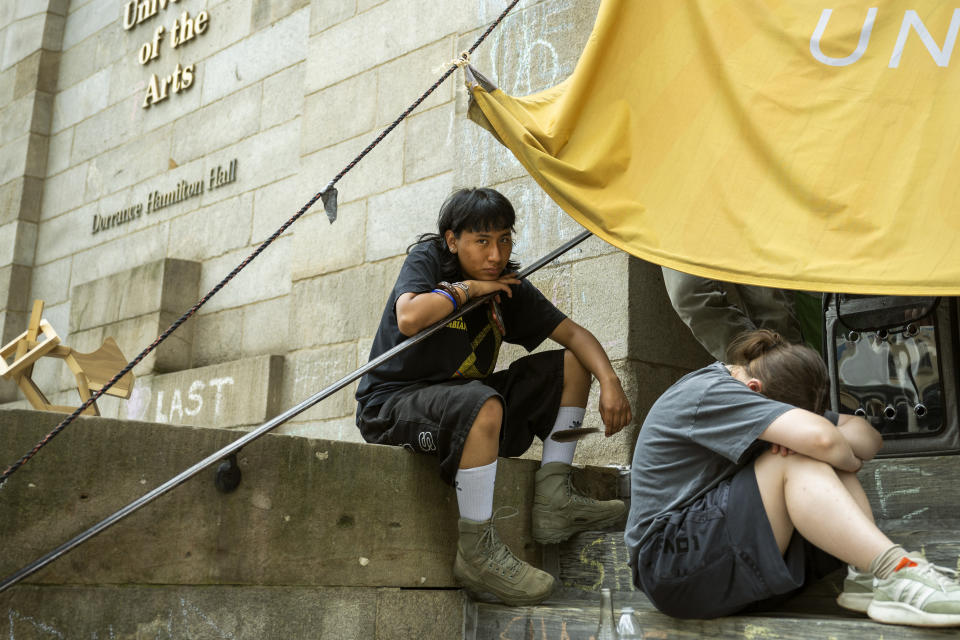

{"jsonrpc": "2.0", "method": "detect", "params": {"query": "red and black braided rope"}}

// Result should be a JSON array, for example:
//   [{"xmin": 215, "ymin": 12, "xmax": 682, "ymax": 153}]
[{"xmin": 0, "ymin": 0, "xmax": 520, "ymax": 487}]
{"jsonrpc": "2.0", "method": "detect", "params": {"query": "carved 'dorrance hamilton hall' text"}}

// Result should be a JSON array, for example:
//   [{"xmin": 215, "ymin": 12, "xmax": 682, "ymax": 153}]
[
  {"xmin": 123, "ymin": 0, "xmax": 210, "ymax": 108},
  {"xmin": 91, "ymin": 159, "xmax": 238, "ymax": 234}
]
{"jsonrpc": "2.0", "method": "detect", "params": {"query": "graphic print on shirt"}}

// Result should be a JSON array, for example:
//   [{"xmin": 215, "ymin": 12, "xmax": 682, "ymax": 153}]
[{"xmin": 452, "ymin": 305, "xmax": 503, "ymax": 379}]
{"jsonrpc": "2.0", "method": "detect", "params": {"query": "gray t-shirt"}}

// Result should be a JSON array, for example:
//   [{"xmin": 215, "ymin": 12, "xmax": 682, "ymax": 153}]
[{"xmin": 624, "ymin": 362, "xmax": 794, "ymax": 555}]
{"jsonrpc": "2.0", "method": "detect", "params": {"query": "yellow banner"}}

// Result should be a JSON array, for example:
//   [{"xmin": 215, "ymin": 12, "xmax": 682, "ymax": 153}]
[{"xmin": 468, "ymin": 1, "xmax": 960, "ymax": 294}]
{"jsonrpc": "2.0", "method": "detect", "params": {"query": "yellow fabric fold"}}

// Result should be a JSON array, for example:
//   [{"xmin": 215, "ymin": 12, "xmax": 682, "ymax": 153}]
[{"xmin": 469, "ymin": 0, "xmax": 960, "ymax": 294}]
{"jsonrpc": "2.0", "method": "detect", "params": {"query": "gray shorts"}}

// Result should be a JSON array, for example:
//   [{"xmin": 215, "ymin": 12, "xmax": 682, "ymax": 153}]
[
  {"xmin": 356, "ymin": 350, "xmax": 565, "ymax": 485},
  {"xmin": 634, "ymin": 462, "xmax": 842, "ymax": 619}
]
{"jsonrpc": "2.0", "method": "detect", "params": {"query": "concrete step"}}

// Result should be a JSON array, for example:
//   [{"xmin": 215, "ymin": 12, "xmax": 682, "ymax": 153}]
[
  {"xmin": 470, "ymin": 595, "xmax": 960, "ymax": 640},
  {"xmin": 0, "ymin": 408, "xmax": 617, "ymax": 638}
]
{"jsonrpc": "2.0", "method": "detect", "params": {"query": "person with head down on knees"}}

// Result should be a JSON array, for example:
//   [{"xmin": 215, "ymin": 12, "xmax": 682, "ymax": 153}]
[
  {"xmin": 625, "ymin": 329, "xmax": 960, "ymax": 627},
  {"xmin": 356, "ymin": 187, "xmax": 632, "ymax": 606}
]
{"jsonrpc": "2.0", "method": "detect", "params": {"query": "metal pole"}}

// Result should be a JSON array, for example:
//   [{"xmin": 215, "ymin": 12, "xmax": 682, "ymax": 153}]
[{"xmin": 0, "ymin": 230, "xmax": 592, "ymax": 593}]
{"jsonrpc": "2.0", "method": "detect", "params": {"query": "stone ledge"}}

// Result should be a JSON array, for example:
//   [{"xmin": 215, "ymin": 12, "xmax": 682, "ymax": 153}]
[
  {"xmin": 0, "ymin": 408, "xmax": 563, "ymax": 588},
  {"xmin": 0, "ymin": 584, "xmax": 466, "ymax": 640}
]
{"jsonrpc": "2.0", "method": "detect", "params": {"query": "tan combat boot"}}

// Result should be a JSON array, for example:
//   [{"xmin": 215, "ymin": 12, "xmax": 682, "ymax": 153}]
[
  {"xmin": 453, "ymin": 512, "xmax": 556, "ymax": 606},
  {"xmin": 532, "ymin": 461, "xmax": 626, "ymax": 544}
]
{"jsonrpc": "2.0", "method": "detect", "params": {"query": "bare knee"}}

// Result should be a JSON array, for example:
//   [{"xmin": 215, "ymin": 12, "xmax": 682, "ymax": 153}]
[
  {"xmin": 470, "ymin": 397, "xmax": 503, "ymax": 440},
  {"xmin": 561, "ymin": 350, "xmax": 591, "ymax": 406},
  {"xmin": 755, "ymin": 449, "xmax": 836, "ymax": 484}
]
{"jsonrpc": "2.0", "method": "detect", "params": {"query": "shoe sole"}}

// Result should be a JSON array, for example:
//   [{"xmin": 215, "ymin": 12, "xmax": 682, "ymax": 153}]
[
  {"xmin": 868, "ymin": 600, "xmax": 960, "ymax": 627},
  {"xmin": 836, "ymin": 591, "xmax": 872, "ymax": 613},
  {"xmin": 454, "ymin": 558, "xmax": 556, "ymax": 607}
]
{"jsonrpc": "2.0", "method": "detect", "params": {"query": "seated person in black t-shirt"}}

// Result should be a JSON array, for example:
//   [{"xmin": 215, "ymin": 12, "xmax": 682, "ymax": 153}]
[{"xmin": 356, "ymin": 187, "xmax": 632, "ymax": 606}]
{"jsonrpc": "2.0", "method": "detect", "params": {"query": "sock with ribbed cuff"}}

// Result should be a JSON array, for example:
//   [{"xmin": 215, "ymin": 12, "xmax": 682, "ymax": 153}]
[
  {"xmin": 540, "ymin": 406, "xmax": 586, "ymax": 466},
  {"xmin": 455, "ymin": 460, "xmax": 497, "ymax": 522},
  {"xmin": 869, "ymin": 544, "xmax": 911, "ymax": 580}
]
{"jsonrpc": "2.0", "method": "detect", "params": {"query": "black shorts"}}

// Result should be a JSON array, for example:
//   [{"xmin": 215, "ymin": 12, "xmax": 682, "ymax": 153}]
[
  {"xmin": 356, "ymin": 350, "xmax": 565, "ymax": 485},
  {"xmin": 633, "ymin": 462, "xmax": 842, "ymax": 619}
]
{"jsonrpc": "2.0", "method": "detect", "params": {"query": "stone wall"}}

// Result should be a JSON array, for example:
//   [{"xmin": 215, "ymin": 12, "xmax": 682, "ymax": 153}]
[{"xmin": 0, "ymin": 0, "xmax": 710, "ymax": 465}]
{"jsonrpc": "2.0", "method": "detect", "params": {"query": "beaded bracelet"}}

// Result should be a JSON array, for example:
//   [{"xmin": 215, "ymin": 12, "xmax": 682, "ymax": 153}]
[{"xmin": 432, "ymin": 288, "xmax": 457, "ymax": 310}]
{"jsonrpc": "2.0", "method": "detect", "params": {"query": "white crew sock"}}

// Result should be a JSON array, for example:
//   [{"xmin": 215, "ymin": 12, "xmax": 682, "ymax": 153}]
[
  {"xmin": 540, "ymin": 406, "xmax": 586, "ymax": 467},
  {"xmin": 454, "ymin": 460, "xmax": 497, "ymax": 522}
]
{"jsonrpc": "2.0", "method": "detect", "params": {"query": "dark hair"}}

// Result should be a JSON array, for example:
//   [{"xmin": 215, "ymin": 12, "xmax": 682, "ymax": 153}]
[
  {"xmin": 408, "ymin": 187, "xmax": 521, "ymax": 280},
  {"xmin": 725, "ymin": 329, "xmax": 828, "ymax": 414}
]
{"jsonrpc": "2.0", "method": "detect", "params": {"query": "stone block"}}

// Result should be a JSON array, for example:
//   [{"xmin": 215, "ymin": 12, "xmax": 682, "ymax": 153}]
[
  {"xmin": 34, "ymin": 202, "xmax": 96, "ymax": 266},
  {"xmin": 41, "ymin": 11, "xmax": 65, "ymax": 50},
  {"xmin": 168, "ymin": 192, "xmax": 253, "ymax": 262},
  {"xmin": 171, "ymin": 83, "xmax": 262, "ymax": 164},
  {"xmin": 40, "ymin": 162, "xmax": 86, "ymax": 220},
  {"xmin": 309, "ymin": 0, "xmax": 355, "ymax": 35},
  {"xmin": 56, "ymin": 25, "xmax": 98, "ymax": 91},
  {"xmin": 453, "ymin": 112, "xmax": 529, "ymax": 187},
  {"xmin": 375, "ymin": 588, "xmax": 467, "ymax": 640},
  {"xmin": 0, "ymin": 221, "xmax": 15, "ymax": 264},
  {"xmin": 13, "ymin": 49, "xmax": 57, "ymax": 99},
  {"xmin": 365, "ymin": 172, "xmax": 454, "ymax": 262},
  {"xmin": 192, "ymin": 307, "xmax": 243, "ymax": 367},
  {"xmin": 198, "ymin": 119, "xmax": 301, "ymax": 209},
  {"xmin": 29, "ymin": 256, "xmax": 70, "ymax": 306},
  {"xmin": 0, "ymin": 309, "xmax": 26, "ymax": 345},
  {"xmin": 69, "ymin": 221, "xmax": 170, "ymax": 286},
  {"xmin": 201, "ymin": 8, "xmax": 307, "ymax": 106},
  {"xmin": 289, "ymin": 257, "xmax": 402, "ymax": 348},
  {"xmin": 356, "ymin": 0, "xmax": 388, "ymax": 12},
  {"xmin": 251, "ymin": 0, "xmax": 309, "ymax": 31},
  {"xmin": 249, "ymin": 175, "xmax": 300, "ymax": 244},
  {"xmin": 123, "ymin": 355, "xmax": 283, "ymax": 428},
  {"xmin": 460, "ymin": 0, "xmax": 595, "ymax": 97},
  {"xmin": 374, "ymin": 36, "xmax": 455, "ymax": 128},
  {"xmin": 67, "ymin": 308, "xmax": 189, "ymax": 377},
  {"xmin": 301, "ymin": 70, "xmax": 377, "ymax": 154},
  {"xmin": 0, "ymin": 408, "xmax": 547, "ymax": 586},
  {"xmin": 260, "ymin": 61, "xmax": 303, "ymax": 130},
  {"xmin": 2, "ymin": 14, "xmax": 44, "ymax": 70},
  {"xmin": 0, "ymin": 585, "xmax": 464, "ymax": 640},
  {"xmin": 60, "ymin": 0, "xmax": 113, "ymax": 51},
  {"xmin": 23, "ymin": 130, "xmax": 47, "ymax": 178},
  {"xmin": 281, "ymin": 344, "xmax": 358, "ymax": 422},
  {"xmin": 297, "ymin": 127, "xmax": 403, "ymax": 204},
  {"xmin": 151, "ymin": 0, "xmax": 254, "ymax": 69},
  {"xmin": 0, "ymin": 1, "xmax": 14, "ymax": 26},
  {"xmin": 71, "ymin": 94, "xmax": 140, "ymax": 165},
  {"xmin": 571, "ymin": 252, "xmax": 630, "ymax": 362},
  {"xmin": 14, "ymin": 0, "xmax": 45, "ymax": 20},
  {"xmin": 627, "ymin": 257, "xmax": 713, "ymax": 370},
  {"xmin": 30, "ymin": 89, "xmax": 53, "ymax": 136},
  {"xmin": 0, "ymin": 93, "xmax": 32, "ymax": 146},
  {"xmin": 44, "ymin": 126, "xmax": 71, "ymax": 175},
  {"xmin": 290, "ymin": 199, "xmax": 366, "ymax": 280},
  {"xmin": 0, "ymin": 263, "xmax": 31, "ymax": 312},
  {"xmin": 0, "ymin": 65, "xmax": 13, "ymax": 106},
  {"xmin": 278, "ymin": 415, "xmax": 364, "ymax": 442},
  {"xmin": 196, "ymin": 235, "xmax": 292, "ymax": 314},
  {"xmin": 241, "ymin": 295, "xmax": 290, "ymax": 356},
  {"xmin": 404, "ymin": 104, "xmax": 455, "ymax": 183},
  {"xmin": 83, "ymin": 123, "xmax": 172, "ymax": 203},
  {"xmin": 0, "ymin": 177, "xmax": 26, "ymax": 226},
  {"xmin": 0, "ymin": 133, "xmax": 29, "ymax": 184},
  {"xmin": 305, "ymin": 0, "xmax": 456, "ymax": 92},
  {"xmin": 50, "ymin": 67, "xmax": 109, "ymax": 133},
  {"xmin": 491, "ymin": 176, "xmax": 619, "ymax": 266},
  {"xmin": 70, "ymin": 258, "xmax": 201, "ymax": 332}
]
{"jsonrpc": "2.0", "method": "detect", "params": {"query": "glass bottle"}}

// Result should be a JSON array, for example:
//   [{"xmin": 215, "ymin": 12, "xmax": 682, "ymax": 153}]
[
  {"xmin": 595, "ymin": 588, "xmax": 618, "ymax": 640},
  {"xmin": 616, "ymin": 606, "xmax": 643, "ymax": 639}
]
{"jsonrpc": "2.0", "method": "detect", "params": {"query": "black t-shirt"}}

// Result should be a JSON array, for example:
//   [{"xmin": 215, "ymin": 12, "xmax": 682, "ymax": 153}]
[{"xmin": 355, "ymin": 241, "xmax": 567, "ymax": 409}]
